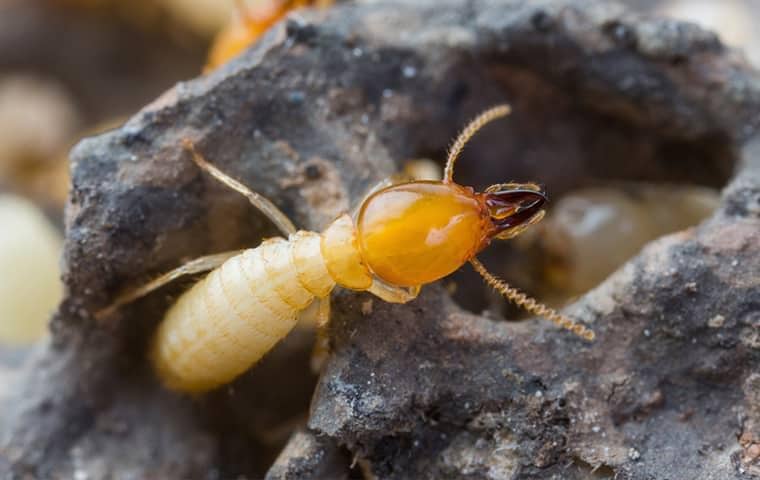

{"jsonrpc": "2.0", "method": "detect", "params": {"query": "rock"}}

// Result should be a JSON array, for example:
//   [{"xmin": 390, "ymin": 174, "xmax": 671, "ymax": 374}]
[{"xmin": 1, "ymin": 0, "xmax": 759, "ymax": 479}]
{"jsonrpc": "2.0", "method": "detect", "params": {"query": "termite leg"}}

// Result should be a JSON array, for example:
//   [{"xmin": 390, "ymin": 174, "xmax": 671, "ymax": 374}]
[
  {"xmin": 310, "ymin": 296, "xmax": 332, "ymax": 372},
  {"xmin": 96, "ymin": 250, "xmax": 244, "ymax": 320},
  {"xmin": 367, "ymin": 279, "xmax": 421, "ymax": 304},
  {"xmin": 316, "ymin": 295, "xmax": 331, "ymax": 327},
  {"xmin": 182, "ymin": 139, "xmax": 297, "ymax": 236}
]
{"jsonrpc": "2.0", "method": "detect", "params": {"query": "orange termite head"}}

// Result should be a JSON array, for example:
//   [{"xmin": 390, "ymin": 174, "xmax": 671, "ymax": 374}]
[
  {"xmin": 355, "ymin": 180, "xmax": 548, "ymax": 287},
  {"xmin": 355, "ymin": 103, "xmax": 556, "ymax": 289},
  {"xmin": 359, "ymin": 103, "xmax": 595, "ymax": 340},
  {"xmin": 483, "ymin": 182, "xmax": 547, "ymax": 240}
]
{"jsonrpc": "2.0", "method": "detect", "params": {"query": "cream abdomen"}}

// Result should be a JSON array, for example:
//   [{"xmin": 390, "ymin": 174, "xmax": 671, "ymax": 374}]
[{"xmin": 151, "ymin": 232, "xmax": 334, "ymax": 392}]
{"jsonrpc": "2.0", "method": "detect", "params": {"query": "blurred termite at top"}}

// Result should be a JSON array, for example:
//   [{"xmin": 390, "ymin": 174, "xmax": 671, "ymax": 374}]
[
  {"xmin": 45, "ymin": 0, "xmax": 334, "ymax": 46},
  {"xmin": 206, "ymin": 0, "xmax": 335, "ymax": 71}
]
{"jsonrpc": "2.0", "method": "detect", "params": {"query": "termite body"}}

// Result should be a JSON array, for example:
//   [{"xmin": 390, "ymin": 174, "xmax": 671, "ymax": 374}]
[
  {"xmin": 206, "ymin": 0, "xmax": 334, "ymax": 71},
  {"xmin": 102, "ymin": 105, "xmax": 594, "ymax": 393}
]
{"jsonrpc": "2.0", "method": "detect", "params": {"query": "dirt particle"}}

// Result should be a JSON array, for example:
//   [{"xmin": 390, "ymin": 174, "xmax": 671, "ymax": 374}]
[{"xmin": 708, "ymin": 314, "xmax": 726, "ymax": 328}]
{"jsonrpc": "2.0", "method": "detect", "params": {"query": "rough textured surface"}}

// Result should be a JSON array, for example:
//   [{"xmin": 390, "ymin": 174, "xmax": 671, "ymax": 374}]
[{"xmin": 1, "ymin": 0, "xmax": 759, "ymax": 479}]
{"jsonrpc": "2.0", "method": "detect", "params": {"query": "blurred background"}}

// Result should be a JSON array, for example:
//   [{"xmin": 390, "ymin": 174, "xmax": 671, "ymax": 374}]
[{"xmin": 0, "ymin": 0, "xmax": 757, "ymax": 393}]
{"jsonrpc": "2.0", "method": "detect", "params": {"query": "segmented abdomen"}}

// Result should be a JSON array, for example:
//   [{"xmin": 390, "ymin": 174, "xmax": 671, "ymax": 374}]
[{"xmin": 151, "ymin": 231, "xmax": 335, "ymax": 392}]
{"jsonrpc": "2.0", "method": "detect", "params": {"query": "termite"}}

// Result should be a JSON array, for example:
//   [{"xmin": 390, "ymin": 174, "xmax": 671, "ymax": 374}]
[
  {"xmin": 98, "ymin": 104, "xmax": 595, "ymax": 393},
  {"xmin": 205, "ymin": 0, "xmax": 334, "ymax": 71}
]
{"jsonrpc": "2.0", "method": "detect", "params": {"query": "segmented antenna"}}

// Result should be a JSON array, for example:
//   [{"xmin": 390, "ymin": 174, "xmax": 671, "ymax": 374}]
[
  {"xmin": 469, "ymin": 257, "xmax": 595, "ymax": 341},
  {"xmin": 444, "ymin": 104, "xmax": 512, "ymax": 183}
]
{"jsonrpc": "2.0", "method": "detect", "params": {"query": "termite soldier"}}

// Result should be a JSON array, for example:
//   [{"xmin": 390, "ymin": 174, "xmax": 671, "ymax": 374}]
[{"xmin": 99, "ymin": 104, "xmax": 594, "ymax": 393}]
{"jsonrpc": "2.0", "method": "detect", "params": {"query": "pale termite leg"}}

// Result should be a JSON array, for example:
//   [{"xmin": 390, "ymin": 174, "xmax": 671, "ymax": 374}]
[
  {"xmin": 444, "ymin": 104, "xmax": 512, "ymax": 183},
  {"xmin": 96, "ymin": 250, "xmax": 244, "ymax": 319},
  {"xmin": 182, "ymin": 138, "xmax": 297, "ymax": 236},
  {"xmin": 310, "ymin": 297, "xmax": 331, "ymax": 372},
  {"xmin": 100, "ymin": 140, "xmax": 299, "ymax": 318},
  {"xmin": 469, "ymin": 257, "xmax": 595, "ymax": 341},
  {"xmin": 316, "ymin": 295, "xmax": 331, "ymax": 327},
  {"xmin": 367, "ymin": 279, "xmax": 421, "ymax": 304}
]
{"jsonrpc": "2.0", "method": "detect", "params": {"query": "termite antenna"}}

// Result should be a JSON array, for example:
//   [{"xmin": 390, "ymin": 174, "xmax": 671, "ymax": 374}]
[
  {"xmin": 469, "ymin": 257, "xmax": 595, "ymax": 341},
  {"xmin": 181, "ymin": 138, "xmax": 297, "ymax": 236},
  {"xmin": 444, "ymin": 104, "xmax": 512, "ymax": 183}
]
